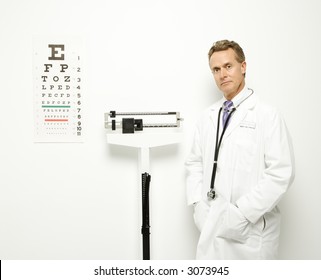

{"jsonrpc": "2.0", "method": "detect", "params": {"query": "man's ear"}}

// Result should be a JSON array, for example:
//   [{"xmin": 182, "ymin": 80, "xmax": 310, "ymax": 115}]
[{"xmin": 241, "ymin": 61, "xmax": 247, "ymax": 75}]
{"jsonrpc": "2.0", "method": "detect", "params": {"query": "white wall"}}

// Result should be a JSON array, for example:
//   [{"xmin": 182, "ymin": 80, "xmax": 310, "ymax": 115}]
[{"xmin": 0, "ymin": 0, "xmax": 320, "ymax": 259}]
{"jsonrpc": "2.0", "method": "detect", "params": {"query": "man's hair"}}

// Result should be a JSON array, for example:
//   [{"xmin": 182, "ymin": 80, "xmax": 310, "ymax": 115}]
[{"xmin": 208, "ymin": 40, "xmax": 245, "ymax": 63}]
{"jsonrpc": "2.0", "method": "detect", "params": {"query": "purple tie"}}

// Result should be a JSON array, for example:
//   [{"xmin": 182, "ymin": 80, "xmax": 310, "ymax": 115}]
[{"xmin": 222, "ymin": 100, "xmax": 233, "ymax": 127}]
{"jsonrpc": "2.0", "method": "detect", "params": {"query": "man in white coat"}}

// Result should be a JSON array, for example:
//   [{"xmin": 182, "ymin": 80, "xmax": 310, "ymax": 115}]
[{"xmin": 185, "ymin": 40, "xmax": 295, "ymax": 259}]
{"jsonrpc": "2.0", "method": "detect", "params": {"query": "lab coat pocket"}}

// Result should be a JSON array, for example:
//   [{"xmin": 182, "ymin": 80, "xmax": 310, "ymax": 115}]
[
  {"xmin": 193, "ymin": 200, "xmax": 210, "ymax": 232},
  {"xmin": 217, "ymin": 204, "xmax": 250, "ymax": 243},
  {"xmin": 251, "ymin": 215, "xmax": 266, "ymax": 236}
]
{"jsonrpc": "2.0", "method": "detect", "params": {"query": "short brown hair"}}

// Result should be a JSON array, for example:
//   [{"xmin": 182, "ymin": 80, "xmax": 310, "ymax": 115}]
[{"xmin": 208, "ymin": 40, "xmax": 245, "ymax": 63}]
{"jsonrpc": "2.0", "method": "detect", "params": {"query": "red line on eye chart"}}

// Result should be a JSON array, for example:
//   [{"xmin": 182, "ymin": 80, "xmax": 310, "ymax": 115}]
[{"xmin": 44, "ymin": 119, "xmax": 69, "ymax": 122}]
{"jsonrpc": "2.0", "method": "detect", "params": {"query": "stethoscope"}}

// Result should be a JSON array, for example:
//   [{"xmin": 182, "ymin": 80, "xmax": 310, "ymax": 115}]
[{"xmin": 207, "ymin": 88, "xmax": 254, "ymax": 200}]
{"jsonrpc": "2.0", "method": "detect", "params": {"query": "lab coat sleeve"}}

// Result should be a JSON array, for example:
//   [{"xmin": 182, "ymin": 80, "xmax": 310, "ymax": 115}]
[
  {"xmin": 236, "ymin": 109, "xmax": 295, "ymax": 224},
  {"xmin": 185, "ymin": 123, "xmax": 204, "ymax": 205}
]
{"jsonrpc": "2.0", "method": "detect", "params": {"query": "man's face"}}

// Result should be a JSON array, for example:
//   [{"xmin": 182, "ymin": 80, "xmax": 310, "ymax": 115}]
[{"xmin": 209, "ymin": 48, "xmax": 246, "ymax": 100}]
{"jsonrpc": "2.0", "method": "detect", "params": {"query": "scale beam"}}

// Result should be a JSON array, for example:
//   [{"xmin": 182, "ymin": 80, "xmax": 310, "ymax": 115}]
[{"xmin": 105, "ymin": 111, "xmax": 183, "ymax": 133}]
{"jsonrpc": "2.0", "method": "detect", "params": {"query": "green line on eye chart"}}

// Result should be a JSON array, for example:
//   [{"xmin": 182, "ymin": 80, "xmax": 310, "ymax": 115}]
[{"xmin": 42, "ymin": 105, "xmax": 71, "ymax": 108}]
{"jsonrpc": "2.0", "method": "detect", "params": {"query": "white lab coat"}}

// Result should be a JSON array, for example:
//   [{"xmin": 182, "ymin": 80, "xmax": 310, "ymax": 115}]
[{"xmin": 185, "ymin": 88, "xmax": 295, "ymax": 259}]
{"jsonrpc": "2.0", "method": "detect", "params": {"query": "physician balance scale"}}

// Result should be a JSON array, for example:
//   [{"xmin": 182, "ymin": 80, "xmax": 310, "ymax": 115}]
[{"xmin": 104, "ymin": 110, "xmax": 183, "ymax": 260}]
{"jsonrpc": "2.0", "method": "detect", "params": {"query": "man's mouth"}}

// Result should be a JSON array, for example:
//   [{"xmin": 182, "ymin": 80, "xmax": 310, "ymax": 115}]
[{"xmin": 221, "ymin": 81, "xmax": 231, "ymax": 86}]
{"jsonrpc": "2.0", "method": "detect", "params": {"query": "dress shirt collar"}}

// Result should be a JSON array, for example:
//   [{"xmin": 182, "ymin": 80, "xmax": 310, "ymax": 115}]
[{"xmin": 223, "ymin": 85, "xmax": 253, "ymax": 109}]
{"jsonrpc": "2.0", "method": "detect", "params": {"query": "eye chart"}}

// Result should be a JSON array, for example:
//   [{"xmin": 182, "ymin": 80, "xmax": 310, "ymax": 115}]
[{"xmin": 33, "ymin": 37, "xmax": 84, "ymax": 142}]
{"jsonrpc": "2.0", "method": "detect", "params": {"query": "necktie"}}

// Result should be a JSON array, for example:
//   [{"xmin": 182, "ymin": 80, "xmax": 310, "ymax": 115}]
[{"xmin": 222, "ymin": 100, "xmax": 233, "ymax": 127}]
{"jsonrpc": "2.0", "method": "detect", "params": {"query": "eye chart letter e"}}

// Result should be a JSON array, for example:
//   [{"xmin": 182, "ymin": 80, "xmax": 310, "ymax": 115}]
[{"xmin": 33, "ymin": 38, "xmax": 84, "ymax": 143}]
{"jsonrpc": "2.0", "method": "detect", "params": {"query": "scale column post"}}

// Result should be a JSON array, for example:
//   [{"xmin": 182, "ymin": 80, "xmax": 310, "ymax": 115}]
[{"xmin": 139, "ymin": 147, "xmax": 151, "ymax": 260}]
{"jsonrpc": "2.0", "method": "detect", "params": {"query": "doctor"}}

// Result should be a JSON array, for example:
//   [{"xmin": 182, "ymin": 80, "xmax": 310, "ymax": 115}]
[{"xmin": 185, "ymin": 40, "xmax": 295, "ymax": 259}]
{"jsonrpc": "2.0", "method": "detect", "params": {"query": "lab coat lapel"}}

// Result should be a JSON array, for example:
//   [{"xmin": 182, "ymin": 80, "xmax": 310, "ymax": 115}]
[{"xmin": 209, "ymin": 98, "xmax": 225, "ymax": 127}]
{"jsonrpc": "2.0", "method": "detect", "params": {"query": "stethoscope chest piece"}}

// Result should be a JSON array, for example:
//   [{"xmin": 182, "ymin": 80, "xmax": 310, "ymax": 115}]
[{"xmin": 207, "ymin": 189, "xmax": 216, "ymax": 200}]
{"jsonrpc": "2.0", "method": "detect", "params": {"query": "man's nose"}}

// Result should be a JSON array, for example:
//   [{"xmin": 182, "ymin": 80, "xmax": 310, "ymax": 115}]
[{"xmin": 220, "ymin": 68, "xmax": 227, "ymax": 79}]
